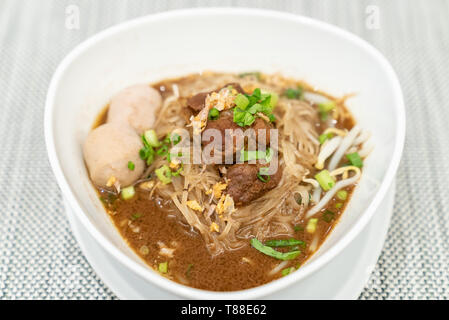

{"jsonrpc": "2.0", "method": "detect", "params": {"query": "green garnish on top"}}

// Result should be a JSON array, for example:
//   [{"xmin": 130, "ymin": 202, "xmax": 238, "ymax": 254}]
[
  {"xmin": 186, "ymin": 264, "xmax": 194, "ymax": 278},
  {"xmin": 315, "ymin": 169, "xmax": 336, "ymax": 191},
  {"xmin": 171, "ymin": 133, "xmax": 182, "ymax": 145},
  {"xmin": 233, "ymin": 88, "xmax": 278, "ymax": 127},
  {"xmin": 250, "ymin": 238, "xmax": 301, "ymax": 260},
  {"xmin": 121, "ymin": 186, "xmax": 135, "ymax": 200},
  {"xmin": 322, "ymin": 210, "xmax": 335, "ymax": 223},
  {"xmin": 264, "ymin": 238, "xmax": 306, "ymax": 248},
  {"xmin": 239, "ymin": 148, "xmax": 272, "ymax": 162},
  {"xmin": 282, "ymin": 267, "xmax": 296, "ymax": 276},
  {"xmin": 131, "ymin": 212, "xmax": 142, "ymax": 221},
  {"xmin": 318, "ymin": 101, "xmax": 336, "ymax": 121},
  {"xmin": 158, "ymin": 262, "xmax": 168, "ymax": 273},
  {"xmin": 318, "ymin": 132, "xmax": 334, "ymax": 144},
  {"xmin": 257, "ymin": 167, "xmax": 271, "ymax": 183},
  {"xmin": 143, "ymin": 129, "xmax": 160, "ymax": 148},
  {"xmin": 155, "ymin": 165, "xmax": 172, "ymax": 184},
  {"xmin": 208, "ymin": 108, "xmax": 220, "ymax": 120},
  {"xmin": 346, "ymin": 152, "xmax": 363, "ymax": 168},
  {"xmin": 127, "ymin": 161, "xmax": 135, "ymax": 171},
  {"xmin": 284, "ymin": 86, "xmax": 303, "ymax": 99},
  {"xmin": 140, "ymin": 133, "xmax": 156, "ymax": 165},
  {"xmin": 336, "ymin": 190, "xmax": 348, "ymax": 201}
]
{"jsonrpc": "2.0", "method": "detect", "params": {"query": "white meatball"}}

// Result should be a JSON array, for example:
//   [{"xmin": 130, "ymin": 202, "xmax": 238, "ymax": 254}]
[
  {"xmin": 107, "ymin": 84, "xmax": 162, "ymax": 134},
  {"xmin": 83, "ymin": 123, "xmax": 145, "ymax": 188}
]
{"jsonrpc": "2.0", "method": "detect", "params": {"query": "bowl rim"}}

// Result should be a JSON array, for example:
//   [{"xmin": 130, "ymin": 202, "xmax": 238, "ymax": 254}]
[{"xmin": 44, "ymin": 7, "xmax": 406, "ymax": 299}]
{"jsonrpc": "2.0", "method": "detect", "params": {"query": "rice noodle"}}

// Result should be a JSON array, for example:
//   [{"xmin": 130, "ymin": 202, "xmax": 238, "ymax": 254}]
[
  {"xmin": 358, "ymin": 142, "xmax": 374, "ymax": 158},
  {"xmin": 312, "ymin": 186, "xmax": 322, "ymax": 204},
  {"xmin": 268, "ymin": 261, "xmax": 289, "ymax": 276},
  {"xmin": 309, "ymin": 234, "xmax": 320, "ymax": 252},
  {"xmin": 172, "ymin": 84, "xmax": 179, "ymax": 97},
  {"xmin": 306, "ymin": 167, "xmax": 361, "ymax": 218},
  {"xmin": 328, "ymin": 125, "xmax": 362, "ymax": 171},
  {"xmin": 315, "ymin": 136, "xmax": 343, "ymax": 170},
  {"xmin": 353, "ymin": 130, "xmax": 371, "ymax": 146},
  {"xmin": 303, "ymin": 91, "xmax": 330, "ymax": 104}
]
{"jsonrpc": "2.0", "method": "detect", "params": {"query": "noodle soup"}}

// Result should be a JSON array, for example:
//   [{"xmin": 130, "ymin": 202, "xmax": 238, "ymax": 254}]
[{"xmin": 83, "ymin": 72, "xmax": 370, "ymax": 291}]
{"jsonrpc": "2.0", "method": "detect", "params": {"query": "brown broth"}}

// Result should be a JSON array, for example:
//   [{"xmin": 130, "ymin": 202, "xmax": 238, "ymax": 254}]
[{"xmin": 92, "ymin": 72, "xmax": 357, "ymax": 291}]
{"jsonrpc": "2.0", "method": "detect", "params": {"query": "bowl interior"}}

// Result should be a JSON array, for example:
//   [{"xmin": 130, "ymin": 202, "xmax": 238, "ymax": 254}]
[{"xmin": 46, "ymin": 9, "xmax": 404, "ymax": 298}]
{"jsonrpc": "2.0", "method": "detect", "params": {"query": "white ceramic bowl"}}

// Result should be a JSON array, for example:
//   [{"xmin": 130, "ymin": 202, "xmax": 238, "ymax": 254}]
[{"xmin": 45, "ymin": 8, "xmax": 405, "ymax": 299}]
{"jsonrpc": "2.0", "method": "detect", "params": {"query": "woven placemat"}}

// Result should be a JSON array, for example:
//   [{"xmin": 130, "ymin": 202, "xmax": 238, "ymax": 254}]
[{"xmin": 1, "ymin": 0, "xmax": 448, "ymax": 299}]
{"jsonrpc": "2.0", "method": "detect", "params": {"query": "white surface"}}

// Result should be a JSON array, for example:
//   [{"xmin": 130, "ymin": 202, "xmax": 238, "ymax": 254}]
[
  {"xmin": 65, "ymin": 182, "xmax": 395, "ymax": 300},
  {"xmin": 45, "ymin": 8, "xmax": 405, "ymax": 299}
]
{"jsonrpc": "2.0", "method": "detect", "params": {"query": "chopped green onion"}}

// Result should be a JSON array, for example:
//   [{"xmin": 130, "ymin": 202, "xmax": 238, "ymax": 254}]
[
  {"xmin": 139, "ymin": 245, "xmax": 149, "ymax": 255},
  {"xmin": 158, "ymin": 262, "xmax": 168, "ymax": 273},
  {"xmin": 208, "ymin": 108, "xmax": 220, "ymax": 120},
  {"xmin": 337, "ymin": 190, "xmax": 348, "ymax": 201},
  {"xmin": 240, "ymin": 148, "xmax": 271, "ymax": 162},
  {"xmin": 155, "ymin": 165, "xmax": 172, "ymax": 184},
  {"xmin": 121, "ymin": 186, "xmax": 135, "ymax": 200},
  {"xmin": 139, "ymin": 148, "xmax": 149, "ymax": 160},
  {"xmin": 242, "ymin": 112, "xmax": 255, "ymax": 126},
  {"xmin": 268, "ymin": 114, "xmax": 276, "ymax": 122},
  {"xmin": 248, "ymin": 88, "xmax": 261, "ymax": 104},
  {"xmin": 294, "ymin": 225, "xmax": 304, "ymax": 232},
  {"xmin": 233, "ymin": 108, "xmax": 255, "ymax": 127},
  {"xmin": 247, "ymin": 103, "xmax": 262, "ymax": 115},
  {"xmin": 346, "ymin": 152, "xmax": 363, "ymax": 168},
  {"xmin": 268, "ymin": 92, "xmax": 278, "ymax": 108},
  {"xmin": 233, "ymin": 108, "xmax": 245, "ymax": 123},
  {"xmin": 264, "ymin": 238, "xmax": 306, "ymax": 247},
  {"xmin": 318, "ymin": 101, "xmax": 336, "ymax": 121},
  {"xmin": 285, "ymin": 87, "xmax": 303, "ymax": 99},
  {"xmin": 335, "ymin": 203, "xmax": 343, "ymax": 209},
  {"xmin": 234, "ymin": 94, "xmax": 249, "ymax": 110},
  {"xmin": 131, "ymin": 213, "xmax": 142, "ymax": 220},
  {"xmin": 259, "ymin": 90, "xmax": 278, "ymax": 111},
  {"xmin": 281, "ymin": 267, "xmax": 295, "ymax": 276},
  {"xmin": 99, "ymin": 194, "xmax": 117, "ymax": 205},
  {"xmin": 139, "ymin": 145, "xmax": 154, "ymax": 159},
  {"xmin": 186, "ymin": 264, "xmax": 194, "ymax": 278},
  {"xmin": 264, "ymin": 148, "xmax": 273, "ymax": 162},
  {"xmin": 319, "ymin": 132, "xmax": 334, "ymax": 144},
  {"xmin": 143, "ymin": 129, "xmax": 160, "ymax": 147},
  {"xmin": 139, "ymin": 138, "xmax": 155, "ymax": 165},
  {"xmin": 127, "ymin": 161, "xmax": 135, "ymax": 171},
  {"xmin": 171, "ymin": 163, "xmax": 184, "ymax": 177},
  {"xmin": 322, "ymin": 210, "xmax": 335, "ymax": 223},
  {"xmin": 156, "ymin": 144, "xmax": 168, "ymax": 156},
  {"xmin": 163, "ymin": 134, "xmax": 171, "ymax": 144},
  {"xmin": 233, "ymin": 88, "xmax": 276, "ymax": 126},
  {"xmin": 257, "ymin": 168, "xmax": 270, "ymax": 183},
  {"xmin": 171, "ymin": 133, "xmax": 181, "ymax": 145},
  {"xmin": 315, "ymin": 170, "xmax": 336, "ymax": 191},
  {"xmin": 306, "ymin": 218, "xmax": 318, "ymax": 234},
  {"xmin": 250, "ymin": 238, "xmax": 301, "ymax": 260},
  {"xmin": 146, "ymin": 152, "xmax": 155, "ymax": 165}
]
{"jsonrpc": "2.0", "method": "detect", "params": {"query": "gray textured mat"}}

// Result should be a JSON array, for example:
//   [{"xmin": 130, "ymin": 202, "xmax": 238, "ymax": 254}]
[{"xmin": 0, "ymin": 0, "xmax": 448, "ymax": 299}]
